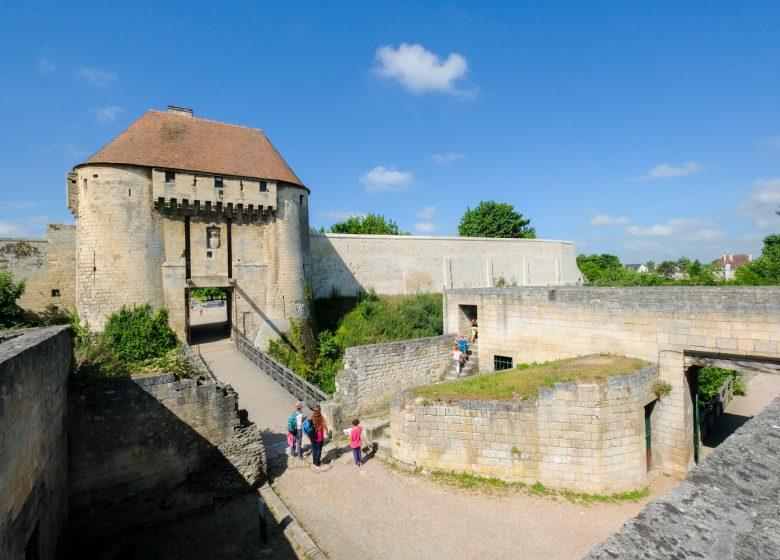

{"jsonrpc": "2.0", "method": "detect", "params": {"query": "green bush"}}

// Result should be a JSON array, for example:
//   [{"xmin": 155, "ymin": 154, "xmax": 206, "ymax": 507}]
[
  {"xmin": 697, "ymin": 367, "xmax": 744, "ymax": 402},
  {"xmin": 0, "ymin": 271, "xmax": 26, "ymax": 329},
  {"xmin": 101, "ymin": 304, "xmax": 178, "ymax": 363}
]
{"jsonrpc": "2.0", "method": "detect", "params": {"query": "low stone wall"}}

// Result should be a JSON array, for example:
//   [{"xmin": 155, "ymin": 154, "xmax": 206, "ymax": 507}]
[
  {"xmin": 68, "ymin": 373, "xmax": 265, "ymax": 537},
  {"xmin": 0, "ymin": 326, "xmax": 71, "ymax": 560},
  {"xmin": 391, "ymin": 366, "xmax": 659, "ymax": 493},
  {"xmin": 332, "ymin": 334, "xmax": 455, "ymax": 426},
  {"xmin": 586, "ymin": 397, "xmax": 780, "ymax": 559}
]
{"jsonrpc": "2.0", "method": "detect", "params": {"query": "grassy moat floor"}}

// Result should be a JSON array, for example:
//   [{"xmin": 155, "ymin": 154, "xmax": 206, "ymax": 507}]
[{"xmin": 413, "ymin": 354, "xmax": 649, "ymax": 402}]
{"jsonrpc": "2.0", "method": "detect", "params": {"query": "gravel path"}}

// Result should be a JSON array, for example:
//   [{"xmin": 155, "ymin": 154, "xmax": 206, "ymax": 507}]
[{"xmin": 271, "ymin": 447, "xmax": 678, "ymax": 560}]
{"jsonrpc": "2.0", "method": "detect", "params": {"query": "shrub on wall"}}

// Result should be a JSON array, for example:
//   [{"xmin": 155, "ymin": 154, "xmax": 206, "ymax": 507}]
[
  {"xmin": 102, "ymin": 304, "xmax": 177, "ymax": 363},
  {"xmin": 0, "ymin": 271, "xmax": 26, "ymax": 329}
]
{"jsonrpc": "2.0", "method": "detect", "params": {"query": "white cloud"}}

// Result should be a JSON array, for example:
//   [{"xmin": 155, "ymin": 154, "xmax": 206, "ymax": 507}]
[
  {"xmin": 431, "ymin": 152, "xmax": 463, "ymax": 164},
  {"xmin": 360, "ymin": 166, "xmax": 414, "ymax": 193},
  {"xmin": 590, "ymin": 214, "xmax": 630, "ymax": 227},
  {"xmin": 64, "ymin": 144, "xmax": 88, "ymax": 158},
  {"xmin": 414, "ymin": 222, "xmax": 437, "ymax": 233},
  {"xmin": 737, "ymin": 177, "xmax": 780, "ymax": 230},
  {"xmin": 0, "ymin": 215, "xmax": 49, "ymax": 238},
  {"xmin": 631, "ymin": 161, "xmax": 702, "ymax": 182},
  {"xmin": 37, "ymin": 57, "xmax": 55, "ymax": 73},
  {"xmin": 374, "ymin": 43, "xmax": 469, "ymax": 95},
  {"xmin": 625, "ymin": 218, "xmax": 725, "ymax": 243},
  {"xmin": 626, "ymin": 224, "xmax": 677, "ymax": 237},
  {"xmin": 0, "ymin": 201, "xmax": 38, "ymax": 211},
  {"xmin": 320, "ymin": 210, "xmax": 365, "ymax": 221},
  {"xmin": 79, "ymin": 67, "xmax": 118, "ymax": 87},
  {"xmin": 417, "ymin": 205, "xmax": 437, "ymax": 219},
  {"xmin": 95, "ymin": 106, "xmax": 123, "ymax": 122}
]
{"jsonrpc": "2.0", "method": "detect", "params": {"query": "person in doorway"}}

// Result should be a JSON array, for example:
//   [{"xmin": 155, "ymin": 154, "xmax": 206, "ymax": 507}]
[
  {"xmin": 349, "ymin": 418, "xmax": 363, "ymax": 467},
  {"xmin": 452, "ymin": 344, "xmax": 463, "ymax": 377},
  {"xmin": 309, "ymin": 405, "xmax": 330, "ymax": 470},
  {"xmin": 470, "ymin": 319, "xmax": 478, "ymax": 343},
  {"xmin": 288, "ymin": 402, "xmax": 304, "ymax": 460}
]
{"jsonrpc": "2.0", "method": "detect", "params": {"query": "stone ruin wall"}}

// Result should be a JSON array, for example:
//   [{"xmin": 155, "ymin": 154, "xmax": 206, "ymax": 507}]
[
  {"xmin": 329, "ymin": 334, "xmax": 454, "ymax": 427},
  {"xmin": 391, "ymin": 366, "xmax": 658, "ymax": 494},
  {"xmin": 310, "ymin": 233, "xmax": 583, "ymax": 298},
  {"xmin": 444, "ymin": 286, "xmax": 780, "ymax": 475},
  {"xmin": 67, "ymin": 373, "xmax": 265, "ymax": 538},
  {"xmin": 0, "ymin": 225, "xmax": 76, "ymax": 316},
  {"xmin": 0, "ymin": 326, "xmax": 70, "ymax": 560}
]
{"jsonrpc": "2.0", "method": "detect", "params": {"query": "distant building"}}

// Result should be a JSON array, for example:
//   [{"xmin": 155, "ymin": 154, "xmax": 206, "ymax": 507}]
[
  {"xmin": 625, "ymin": 263, "xmax": 649, "ymax": 274},
  {"xmin": 713, "ymin": 254, "xmax": 753, "ymax": 280}
]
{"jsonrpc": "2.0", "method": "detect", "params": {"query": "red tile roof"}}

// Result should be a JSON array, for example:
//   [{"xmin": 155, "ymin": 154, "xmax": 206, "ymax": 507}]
[{"xmin": 77, "ymin": 110, "xmax": 305, "ymax": 188}]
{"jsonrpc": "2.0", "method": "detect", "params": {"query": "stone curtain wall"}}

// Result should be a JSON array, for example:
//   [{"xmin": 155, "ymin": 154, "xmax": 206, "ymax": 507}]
[
  {"xmin": 391, "ymin": 366, "xmax": 658, "ymax": 493},
  {"xmin": 586, "ymin": 397, "xmax": 780, "ymax": 560},
  {"xmin": 0, "ymin": 326, "xmax": 71, "ymax": 560},
  {"xmin": 443, "ymin": 286, "xmax": 780, "ymax": 476},
  {"xmin": 333, "ymin": 334, "xmax": 455, "ymax": 424},
  {"xmin": 0, "ymin": 225, "xmax": 76, "ymax": 315},
  {"xmin": 68, "ymin": 373, "xmax": 263, "ymax": 537},
  {"xmin": 309, "ymin": 233, "xmax": 583, "ymax": 299}
]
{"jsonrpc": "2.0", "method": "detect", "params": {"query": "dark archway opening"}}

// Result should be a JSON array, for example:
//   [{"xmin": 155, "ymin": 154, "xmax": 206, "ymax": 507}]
[{"xmin": 187, "ymin": 287, "xmax": 232, "ymax": 344}]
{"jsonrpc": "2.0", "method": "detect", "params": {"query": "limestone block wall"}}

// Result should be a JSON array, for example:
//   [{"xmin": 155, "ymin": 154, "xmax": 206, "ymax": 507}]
[
  {"xmin": 391, "ymin": 366, "xmax": 658, "ymax": 493},
  {"xmin": 74, "ymin": 164, "xmax": 165, "ymax": 330},
  {"xmin": 334, "ymin": 334, "xmax": 455, "ymax": 423},
  {"xmin": 67, "ymin": 373, "xmax": 259, "ymax": 537},
  {"xmin": 0, "ymin": 326, "xmax": 71, "ymax": 560},
  {"xmin": 309, "ymin": 233, "xmax": 583, "ymax": 298},
  {"xmin": 0, "ymin": 225, "xmax": 76, "ymax": 314}
]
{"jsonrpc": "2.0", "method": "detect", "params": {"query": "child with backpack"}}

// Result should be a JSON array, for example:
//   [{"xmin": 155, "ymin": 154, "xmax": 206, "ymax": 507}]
[
  {"xmin": 308, "ymin": 405, "xmax": 330, "ymax": 470},
  {"xmin": 287, "ymin": 402, "xmax": 304, "ymax": 460},
  {"xmin": 349, "ymin": 418, "xmax": 363, "ymax": 467}
]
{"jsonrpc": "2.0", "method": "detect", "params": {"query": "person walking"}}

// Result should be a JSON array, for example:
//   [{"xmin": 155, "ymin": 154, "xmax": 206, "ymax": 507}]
[
  {"xmin": 288, "ymin": 402, "xmax": 304, "ymax": 460},
  {"xmin": 470, "ymin": 319, "xmax": 478, "ymax": 343},
  {"xmin": 309, "ymin": 405, "xmax": 330, "ymax": 470},
  {"xmin": 349, "ymin": 418, "xmax": 363, "ymax": 467},
  {"xmin": 452, "ymin": 344, "xmax": 463, "ymax": 377}
]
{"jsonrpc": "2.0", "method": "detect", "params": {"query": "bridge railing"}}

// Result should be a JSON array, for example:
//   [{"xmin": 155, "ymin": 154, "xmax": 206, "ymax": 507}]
[{"xmin": 231, "ymin": 326, "xmax": 330, "ymax": 406}]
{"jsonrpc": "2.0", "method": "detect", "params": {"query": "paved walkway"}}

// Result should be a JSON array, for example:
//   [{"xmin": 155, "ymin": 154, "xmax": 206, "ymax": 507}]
[{"xmin": 191, "ymin": 308, "xmax": 300, "ymax": 460}]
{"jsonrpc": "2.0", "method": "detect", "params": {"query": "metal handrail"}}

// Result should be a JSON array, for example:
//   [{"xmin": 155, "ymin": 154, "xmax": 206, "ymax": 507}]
[{"xmin": 231, "ymin": 326, "xmax": 330, "ymax": 406}]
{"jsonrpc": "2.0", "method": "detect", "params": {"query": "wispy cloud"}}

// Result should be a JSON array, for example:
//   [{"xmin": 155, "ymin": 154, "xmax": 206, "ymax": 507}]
[
  {"xmin": 37, "ymin": 57, "xmax": 55, "ymax": 73},
  {"xmin": 631, "ymin": 161, "xmax": 702, "ymax": 182},
  {"xmin": 0, "ymin": 201, "xmax": 38, "ymax": 211},
  {"xmin": 431, "ymin": 152, "xmax": 463, "ymax": 164},
  {"xmin": 78, "ymin": 67, "xmax": 118, "ymax": 87},
  {"xmin": 0, "ymin": 215, "xmax": 50, "ymax": 238},
  {"xmin": 64, "ymin": 144, "xmax": 88, "ymax": 159},
  {"xmin": 737, "ymin": 177, "xmax": 780, "ymax": 230},
  {"xmin": 764, "ymin": 135, "xmax": 780, "ymax": 151},
  {"xmin": 417, "ymin": 206, "xmax": 437, "ymax": 219},
  {"xmin": 374, "ymin": 43, "xmax": 471, "ymax": 96},
  {"xmin": 360, "ymin": 166, "xmax": 414, "ymax": 193},
  {"xmin": 414, "ymin": 222, "xmax": 437, "ymax": 233},
  {"xmin": 590, "ymin": 214, "xmax": 630, "ymax": 227},
  {"xmin": 626, "ymin": 218, "xmax": 723, "ymax": 241},
  {"xmin": 95, "ymin": 106, "xmax": 123, "ymax": 122},
  {"xmin": 319, "ymin": 210, "xmax": 365, "ymax": 221}
]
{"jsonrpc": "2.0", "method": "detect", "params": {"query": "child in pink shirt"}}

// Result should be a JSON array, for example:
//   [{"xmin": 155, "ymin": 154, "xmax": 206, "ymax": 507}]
[{"xmin": 349, "ymin": 418, "xmax": 363, "ymax": 467}]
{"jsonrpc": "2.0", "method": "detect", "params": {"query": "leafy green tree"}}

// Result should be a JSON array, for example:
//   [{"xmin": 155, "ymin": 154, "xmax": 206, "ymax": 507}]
[
  {"xmin": 656, "ymin": 261, "xmax": 677, "ymax": 279},
  {"xmin": 576, "ymin": 254, "xmax": 623, "ymax": 283},
  {"xmin": 190, "ymin": 287, "xmax": 228, "ymax": 301},
  {"xmin": 329, "ymin": 213, "xmax": 401, "ymax": 235},
  {"xmin": 458, "ymin": 201, "xmax": 536, "ymax": 239},
  {"xmin": 101, "ymin": 304, "xmax": 177, "ymax": 363},
  {"xmin": 0, "ymin": 272, "xmax": 26, "ymax": 329},
  {"xmin": 735, "ymin": 234, "xmax": 780, "ymax": 285}
]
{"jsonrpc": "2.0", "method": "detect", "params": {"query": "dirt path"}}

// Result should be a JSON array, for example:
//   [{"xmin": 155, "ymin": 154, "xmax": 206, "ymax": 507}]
[{"xmin": 271, "ymin": 448, "xmax": 678, "ymax": 560}]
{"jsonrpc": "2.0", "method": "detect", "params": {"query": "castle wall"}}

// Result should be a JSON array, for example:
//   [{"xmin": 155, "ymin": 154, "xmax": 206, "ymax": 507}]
[
  {"xmin": 392, "ymin": 366, "xmax": 658, "ymax": 494},
  {"xmin": 309, "ymin": 233, "xmax": 583, "ymax": 298},
  {"xmin": 0, "ymin": 326, "xmax": 70, "ymax": 560},
  {"xmin": 443, "ymin": 286, "xmax": 780, "ymax": 475},
  {"xmin": 74, "ymin": 165, "xmax": 165, "ymax": 330},
  {"xmin": 0, "ymin": 225, "xmax": 76, "ymax": 315}
]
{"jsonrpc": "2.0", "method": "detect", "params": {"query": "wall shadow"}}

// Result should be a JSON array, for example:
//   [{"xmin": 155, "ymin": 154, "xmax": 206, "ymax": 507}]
[
  {"xmin": 702, "ymin": 412, "xmax": 753, "ymax": 449},
  {"xmin": 309, "ymin": 234, "xmax": 365, "ymax": 299},
  {"xmin": 62, "ymin": 375, "xmax": 298, "ymax": 560}
]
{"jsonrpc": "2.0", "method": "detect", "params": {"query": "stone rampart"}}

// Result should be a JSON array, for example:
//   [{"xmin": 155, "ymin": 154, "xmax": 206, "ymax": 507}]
[
  {"xmin": 391, "ymin": 366, "xmax": 658, "ymax": 493},
  {"xmin": 0, "ymin": 225, "xmax": 76, "ymax": 315},
  {"xmin": 309, "ymin": 233, "xmax": 583, "ymax": 298},
  {"xmin": 68, "ymin": 373, "xmax": 264, "ymax": 537},
  {"xmin": 332, "ymin": 334, "xmax": 455, "ymax": 425},
  {"xmin": 0, "ymin": 326, "xmax": 71, "ymax": 560},
  {"xmin": 586, "ymin": 397, "xmax": 780, "ymax": 559}
]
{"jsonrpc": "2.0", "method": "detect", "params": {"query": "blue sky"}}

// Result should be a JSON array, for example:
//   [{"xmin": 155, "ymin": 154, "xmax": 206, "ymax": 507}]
[{"xmin": 1, "ymin": 1, "xmax": 779, "ymax": 264}]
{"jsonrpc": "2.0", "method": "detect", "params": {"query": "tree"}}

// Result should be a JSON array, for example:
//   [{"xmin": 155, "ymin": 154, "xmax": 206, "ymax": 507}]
[
  {"xmin": 656, "ymin": 261, "xmax": 677, "ymax": 279},
  {"xmin": 329, "ymin": 213, "xmax": 401, "ymax": 235},
  {"xmin": 0, "ymin": 272, "xmax": 26, "ymax": 329},
  {"xmin": 576, "ymin": 254, "xmax": 622, "ymax": 283},
  {"xmin": 458, "ymin": 201, "xmax": 536, "ymax": 239},
  {"xmin": 735, "ymin": 234, "xmax": 780, "ymax": 285}
]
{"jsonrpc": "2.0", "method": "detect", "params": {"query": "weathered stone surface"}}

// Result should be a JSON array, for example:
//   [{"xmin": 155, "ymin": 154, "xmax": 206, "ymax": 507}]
[
  {"xmin": 586, "ymin": 397, "xmax": 780, "ymax": 560},
  {"xmin": 0, "ymin": 326, "xmax": 70, "ymax": 560}
]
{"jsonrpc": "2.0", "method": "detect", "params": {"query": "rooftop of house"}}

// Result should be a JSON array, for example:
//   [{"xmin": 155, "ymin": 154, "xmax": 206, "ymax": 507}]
[{"xmin": 76, "ymin": 106, "xmax": 305, "ymax": 188}]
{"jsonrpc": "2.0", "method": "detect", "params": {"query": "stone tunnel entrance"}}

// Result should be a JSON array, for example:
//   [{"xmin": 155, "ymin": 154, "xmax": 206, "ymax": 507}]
[{"xmin": 187, "ymin": 287, "xmax": 233, "ymax": 344}]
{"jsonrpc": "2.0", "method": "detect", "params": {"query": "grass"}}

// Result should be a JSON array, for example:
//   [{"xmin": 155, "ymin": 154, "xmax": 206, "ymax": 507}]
[
  {"xmin": 419, "ymin": 469, "xmax": 650, "ymax": 503},
  {"xmin": 413, "ymin": 354, "xmax": 649, "ymax": 402}
]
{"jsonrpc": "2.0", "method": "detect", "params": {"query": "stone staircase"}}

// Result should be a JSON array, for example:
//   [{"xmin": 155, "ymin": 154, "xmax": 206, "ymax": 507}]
[{"xmin": 444, "ymin": 340, "xmax": 480, "ymax": 381}]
